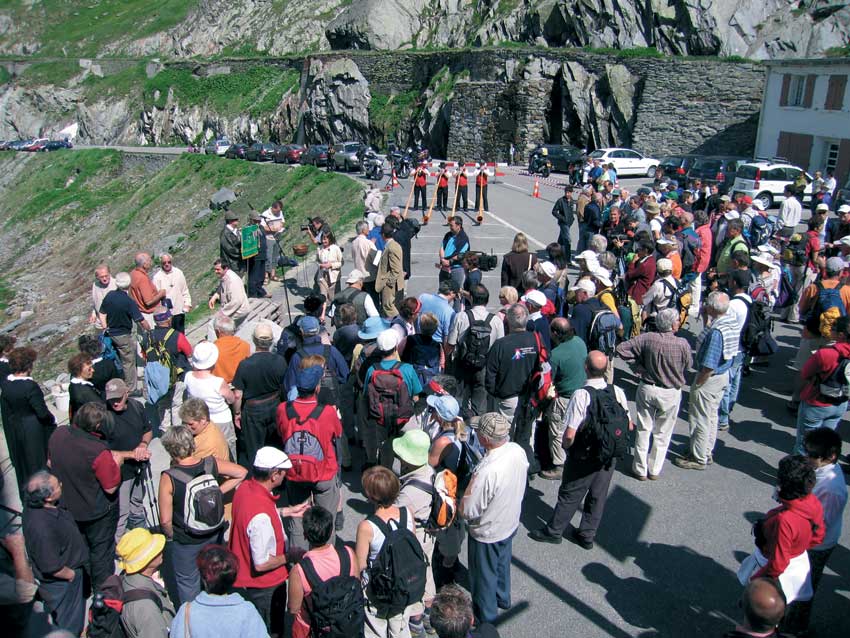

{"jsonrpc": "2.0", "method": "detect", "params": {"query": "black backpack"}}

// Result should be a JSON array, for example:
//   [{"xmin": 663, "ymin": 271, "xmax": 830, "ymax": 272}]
[
  {"xmin": 276, "ymin": 319, "xmax": 304, "ymax": 363},
  {"xmin": 571, "ymin": 385, "xmax": 629, "ymax": 468},
  {"xmin": 459, "ymin": 311, "xmax": 494, "ymax": 369},
  {"xmin": 298, "ymin": 345, "xmax": 340, "ymax": 405},
  {"xmin": 366, "ymin": 508, "xmax": 427, "ymax": 616},
  {"xmin": 818, "ymin": 347, "xmax": 850, "ymax": 403},
  {"xmin": 87, "ymin": 574, "xmax": 163, "ymax": 638},
  {"xmin": 301, "ymin": 543, "xmax": 366, "ymax": 638},
  {"xmin": 738, "ymin": 295, "xmax": 777, "ymax": 357}
]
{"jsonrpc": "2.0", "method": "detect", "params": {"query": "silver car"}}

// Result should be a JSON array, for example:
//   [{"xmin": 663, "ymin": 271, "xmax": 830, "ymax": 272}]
[
  {"xmin": 332, "ymin": 141, "xmax": 364, "ymax": 172},
  {"xmin": 205, "ymin": 138, "xmax": 231, "ymax": 156}
]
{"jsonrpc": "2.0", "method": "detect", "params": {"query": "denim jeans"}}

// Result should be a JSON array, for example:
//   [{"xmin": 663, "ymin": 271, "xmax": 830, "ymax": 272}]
[
  {"xmin": 793, "ymin": 401, "xmax": 847, "ymax": 454},
  {"xmin": 468, "ymin": 533, "xmax": 514, "ymax": 624},
  {"xmin": 718, "ymin": 352, "xmax": 745, "ymax": 427}
]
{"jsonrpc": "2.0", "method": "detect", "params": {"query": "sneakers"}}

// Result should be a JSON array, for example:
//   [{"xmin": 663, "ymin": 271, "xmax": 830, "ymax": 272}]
[
  {"xmin": 673, "ymin": 456, "xmax": 706, "ymax": 471},
  {"xmin": 529, "ymin": 527, "xmax": 562, "ymax": 544},
  {"xmin": 538, "ymin": 466, "xmax": 563, "ymax": 480},
  {"xmin": 718, "ymin": 423, "xmax": 729, "ymax": 432}
]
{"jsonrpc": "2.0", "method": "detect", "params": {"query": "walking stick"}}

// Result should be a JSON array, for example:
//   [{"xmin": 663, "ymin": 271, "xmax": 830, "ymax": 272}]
[
  {"xmin": 401, "ymin": 174, "xmax": 416, "ymax": 218},
  {"xmin": 424, "ymin": 172, "xmax": 439, "ymax": 225},
  {"xmin": 450, "ymin": 166, "xmax": 462, "ymax": 217}
]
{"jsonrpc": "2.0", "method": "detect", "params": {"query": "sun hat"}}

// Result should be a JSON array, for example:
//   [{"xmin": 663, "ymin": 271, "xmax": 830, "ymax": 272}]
[
  {"xmin": 190, "ymin": 341, "xmax": 219, "ymax": 370},
  {"xmin": 358, "ymin": 316, "xmax": 390, "ymax": 341},
  {"xmin": 253, "ymin": 446, "xmax": 292, "ymax": 470},
  {"xmin": 724, "ymin": 211, "xmax": 741, "ymax": 220},
  {"xmin": 116, "ymin": 528, "xmax": 166, "ymax": 575},
  {"xmin": 750, "ymin": 253, "xmax": 774, "ymax": 268},
  {"xmin": 576, "ymin": 250, "xmax": 597, "ymax": 261},
  {"xmin": 477, "ymin": 412, "xmax": 511, "ymax": 440},
  {"xmin": 346, "ymin": 269, "xmax": 366, "ymax": 284},
  {"xmin": 521, "ymin": 289, "xmax": 547, "ymax": 308},
  {"xmin": 392, "ymin": 430, "xmax": 431, "ymax": 467},
  {"xmin": 590, "ymin": 267, "xmax": 612, "ymax": 287},
  {"xmin": 752, "ymin": 200, "xmax": 765, "ymax": 211},
  {"xmin": 838, "ymin": 236, "xmax": 850, "ymax": 247},
  {"xmin": 427, "ymin": 394, "xmax": 461, "ymax": 422},
  {"xmin": 105, "ymin": 378, "xmax": 129, "ymax": 401},
  {"xmin": 376, "ymin": 329, "xmax": 399, "ymax": 352},
  {"xmin": 656, "ymin": 237, "xmax": 676, "ymax": 246},
  {"xmin": 757, "ymin": 244, "xmax": 780, "ymax": 255},
  {"xmin": 570, "ymin": 279, "xmax": 596, "ymax": 295}
]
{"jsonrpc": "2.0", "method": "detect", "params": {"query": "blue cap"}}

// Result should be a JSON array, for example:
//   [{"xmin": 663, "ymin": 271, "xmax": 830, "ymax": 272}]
[
  {"xmin": 296, "ymin": 365, "xmax": 324, "ymax": 392},
  {"xmin": 358, "ymin": 316, "xmax": 390, "ymax": 341},
  {"xmin": 300, "ymin": 316, "xmax": 320, "ymax": 335},
  {"xmin": 426, "ymin": 394, "xmax": 460, "ymax": 421}
]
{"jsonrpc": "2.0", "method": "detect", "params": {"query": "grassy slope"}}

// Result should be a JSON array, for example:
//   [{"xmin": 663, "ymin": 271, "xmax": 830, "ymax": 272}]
[{"xmin": 0, "ymin": 151, "xmax": 363, "ymax": 375}]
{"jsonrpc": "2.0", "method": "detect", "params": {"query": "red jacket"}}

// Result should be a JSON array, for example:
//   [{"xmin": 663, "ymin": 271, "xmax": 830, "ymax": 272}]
[
  {"xmin": 456, "ymin": 170, "xmax": 468, "ymax": 187},
  {"xmin": 626, "ymin": 255, "xmax": 656, "ymax": 305},
  {"xmin": 414, "ymin": 169, "xmax": 427, "ymax": 187},
  {"xmin": 754, "ymin": 494, "xmax": 825, "ymax": 579},
  {"xmin": 437, "ymin": 172, "xmax": 449, "ymax": 188},
  {"xmin": 800, "ymin": 341, "xmax": 850, "ymax": 406},
  {"xmin": 694, "ymin": 223, "xmax": 712, "ymax": 273},
  {"xmin": 277, "ymin": 398, "xmax": 341, "ymax": 482},
  {"xmin": 230, "ymin": 479, "xmax": 288, "ymax": 589},
  {"xmin": 476, "ymin": 171, "xmax": 488, "ymax": 187}
]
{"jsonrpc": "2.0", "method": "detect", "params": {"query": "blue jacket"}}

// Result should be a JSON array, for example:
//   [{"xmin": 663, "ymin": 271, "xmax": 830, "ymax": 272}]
[
  {"xmin": 284, "ymin": 335, "xmax": 349, "ymax": 396},
  {"xmin": 171, "ymin": 592, "xmax": 268, "ymax": 638}
]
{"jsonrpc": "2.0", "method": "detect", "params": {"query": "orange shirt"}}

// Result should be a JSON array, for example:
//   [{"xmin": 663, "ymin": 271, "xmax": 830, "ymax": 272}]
[
  {"xmin": 213, "ymin": 335, "xmax": 251, "ymax": 383},
  {"xmin": 669, "ymin": 252, "xmax": 682, "ymax": 280},
  {"xmin": 129, "ymin": 267, "xmax": 161, "ymax": 312}
]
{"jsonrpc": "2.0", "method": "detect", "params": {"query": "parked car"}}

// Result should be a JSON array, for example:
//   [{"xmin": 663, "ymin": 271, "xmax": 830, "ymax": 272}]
[
  {"xmin": 331, "ymin": 141, "xmax": 364, "ymax": 172},
  {"xmin": 22, "ymin": 138, "xmax": 49, "ymax": 152},
  {"xmin": 40, "ymin": 140, "xmax": 72, "ymax": 152},
  {"xmin": 658, "ymin": 154, "xmax": 702, "ymax": 181},
  {"xmin": 246, "ymin": 142, "xmax": 276, "ymax": 162},
  {"xmin": 204, "ymin": 138, "xmax": 231, "ymax": 156},
  {"xmin": 7, "ymin": 139, "xmax": 33, "ymax": 151},
  {"xmin": 731, "ymin": 159, "xmax": 813, "ymax": 209},
  {"xmin": 274, "ymin": 144, "xmax": 305, "ymax": 164},
  {"xmin": 587, "ymin": 147, "xmax": 659, "ymax": 177},
  {"xmin": 532, "ymin": 144, "xmax": 586, "ymax": 173},
  {"xmin": 224, "ymin": 143, "xmax": 248, "ymax": 160},
  {"xmin": 301, "ymin": 144, "xmax": 329, "ymax": 167},
  {"xmin": 687, "ymin": 156, "xmax": 750, "ymax": 194}
]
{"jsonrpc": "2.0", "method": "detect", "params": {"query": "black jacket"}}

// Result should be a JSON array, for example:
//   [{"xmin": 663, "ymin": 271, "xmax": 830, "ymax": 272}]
[
  {"xmin": 485, "ymin": 331, "xmax": 539, "ymax": 399},
  {"xmin": 551, "ymin": 196, "xmax": 576, "ymax": 228},
  {"xmin": 219, "ymin": 225, "xmax": 243, "ymax": 272}
]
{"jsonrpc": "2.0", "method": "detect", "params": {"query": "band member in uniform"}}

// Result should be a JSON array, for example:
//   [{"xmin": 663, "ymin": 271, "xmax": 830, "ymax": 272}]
[
  {"xmin": 413, "ymin": 162, "xmax": 429, "ymax": 211},
  {"xmin": 455, "ymin": 160, "xmax": 470, "ymax": 212},
  {"xmin": 436, "ymin": 162, "xmax": 450, "ymax": 212},
  {"xmin": 475, "ymin": 162, "xmax": 494, "ymax": 214}
]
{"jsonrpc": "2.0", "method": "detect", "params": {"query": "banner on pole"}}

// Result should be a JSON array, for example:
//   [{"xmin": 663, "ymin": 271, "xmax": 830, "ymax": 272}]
[{"xmin": 241, "ymin": 225, "xmax": 259, "ymax": 259}]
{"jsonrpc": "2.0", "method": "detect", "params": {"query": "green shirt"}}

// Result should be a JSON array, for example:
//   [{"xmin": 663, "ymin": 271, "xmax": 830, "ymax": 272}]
[{"xmin": 550, "ymin": 337, "xmax": 588, "ymax": 396}]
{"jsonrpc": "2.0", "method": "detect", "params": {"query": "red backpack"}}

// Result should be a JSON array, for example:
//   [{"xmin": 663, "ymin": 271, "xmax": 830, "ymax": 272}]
[
  {"xmin": 367, "ymin": 362, "xmax": 414, "ymax": 432},
  {"xmin": 281, "ymin": 403, "xmax": 328, "ymax": 483}
]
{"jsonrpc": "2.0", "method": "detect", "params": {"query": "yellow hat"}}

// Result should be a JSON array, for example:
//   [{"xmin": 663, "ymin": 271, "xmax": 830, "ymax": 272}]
[{"xmin": 116, "ymin": 528, "xmax": 166, "ymax": 574}]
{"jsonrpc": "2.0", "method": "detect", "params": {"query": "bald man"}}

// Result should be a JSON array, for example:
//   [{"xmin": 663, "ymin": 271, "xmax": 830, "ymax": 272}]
[
  {"xmin": 128, "ymin": 251, "xmax": 166, "ymax": 326},
  {"xmin": 530, "ymin": 351, "xmax": 632, "ymax": 549},
  {"xmin": 726, "ymin": 578, "xmax": 786, "ymax": 637}
]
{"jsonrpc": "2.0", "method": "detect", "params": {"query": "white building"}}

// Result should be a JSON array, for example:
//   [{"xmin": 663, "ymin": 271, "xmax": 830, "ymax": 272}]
[{"xmin": 755, "ymin": 58, "xmax": 849, "ymax": 187}]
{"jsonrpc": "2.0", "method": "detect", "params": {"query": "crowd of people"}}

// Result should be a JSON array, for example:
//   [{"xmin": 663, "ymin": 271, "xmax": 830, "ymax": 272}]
[{"xmin": 0, "ymin": 165, "xmax": 848, "ymax": 638}]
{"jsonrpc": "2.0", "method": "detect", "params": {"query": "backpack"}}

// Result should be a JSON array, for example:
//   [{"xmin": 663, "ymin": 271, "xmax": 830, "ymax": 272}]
[
  {"xmin": 405, "ymin": 335, "xmax": 442, "ymax": 387},
  {"xmin": 143, "ymin": 328, "xmax": 180, "ymax": 388},
  {"xmin": 782, "ymin": 234, "xmax": 809, "ymax": 267},
  {"xmin": 571, "ymin": 385, "xmax": 630, "ymax": 468},
  {"xmin": 441, "ymin": 429, "xmax": 484, "ymax": 487},
  {"xmin": 99, "ymin": 332, "xmax": 123, "ymax": 372},
  {"xmin": 298, "ymin": 345, "xmax": 339, "ymax": 406},
  {"xmin": 459, "ymin": 310, "xmax": 494, "ymax": 369},
  {"xmin": 300, "ymin": 543, "xmax": 366, "ymax": 638},
  {"xmin": 804, "ymin": 282, "xmax": 848, "ymax": 339},
  {"xmin": 282, "ymin": 402, "xmax": 328, "ymax": 483},
  {"xmin": 680, "ymin": 231, "xmax": 700, "ymax": 275},
  {"xmin": 367, "ymin": 362, "xmax": 414, "ymax": 432},
  {"xmin": 366, "ymin": 508, "xmax": 427, "ymax": 615},
  {"xmin": 588, "ymin": 306, "xmax": 621, "ymax": 357},
  {"xmin": 776, "ymin": 266, "xmax": 796, "ymax": 309},
  {"xmin": 276, "ymin": 320, "xmax": 304, "ymax": 363},
  {"xmin": 406, "ymin": 470, "xmax": 458, "ymax": 533},
  {"xmin": 660, "ymin": 278, "xmax": 692, "ymax": 325},
  {"xmin": 818, "ymin": 348, "xmax": 850, "ymax": 402},
  {"xmin": 738, "ymin": 296, "xmax": 777, "ymax": 357},
  {"xmin": 165, "ymin": 457, "xmax": 224, "ymax": 536},
  {"xmin": 749, "ymin": 215, "xmax": 775, "ymax": 248},
  {"xmin": 87, "ymin": 574, "xmax": 163, "ymax": 638},
  {"xmin": 529, "ymin": 331, "xmax": 554, "ymax": 410}
]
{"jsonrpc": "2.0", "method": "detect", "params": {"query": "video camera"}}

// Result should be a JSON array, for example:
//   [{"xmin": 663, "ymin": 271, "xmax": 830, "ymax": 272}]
[{"xmin": 469, "ymin": 250, "xmax": 498, "ymax": 271}]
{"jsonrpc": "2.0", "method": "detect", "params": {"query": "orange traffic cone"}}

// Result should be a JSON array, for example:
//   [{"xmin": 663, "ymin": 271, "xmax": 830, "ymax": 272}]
[{"xmin": 532, "ymin": 179, "xmax": 540, "ymax": 198}]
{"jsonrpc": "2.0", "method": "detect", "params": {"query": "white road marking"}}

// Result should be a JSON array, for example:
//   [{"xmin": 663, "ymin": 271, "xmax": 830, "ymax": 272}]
[{"xmin": 477, "ymin": 207, "xmax": 548, "ymax": 249}]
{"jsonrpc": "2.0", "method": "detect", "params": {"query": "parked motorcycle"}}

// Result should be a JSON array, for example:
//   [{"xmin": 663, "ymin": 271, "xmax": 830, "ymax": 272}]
[
  {"xmin": 393, "ymin": 153, "xmax": 412, "ymax": 179},
  {"xmin": 364, "ymin": 154, "xmax": 384, "ymax": 180}
]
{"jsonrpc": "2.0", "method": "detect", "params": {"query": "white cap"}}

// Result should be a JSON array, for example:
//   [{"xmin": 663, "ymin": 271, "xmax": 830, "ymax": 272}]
[
  {"xmin": 346, "ymin": 269, "xmax": 366, "ymax": 284},
  {"xmin": 757, "ymin": 244, "xmax": 780, "ymax": 256},
  {"xmin": 724, "ymin": 211, "xmax": 740, "ymax": 220},
  {"xmin": 816, "ymin": 203, "xmax": 830, "ymax": 212},
  {"xmin": 576, "ymin": 250, "xmax": 598, "ymax": 262},
  {"xmin": 658, "ymin": 182, "xmax": 668, "ymax": 190},
  {"xmin": 656, "ymin": 237, "xmax": 676, "ymax": 246},
  {"xmin": 591, "ymin": 267, "xmax": 612, "ymax": 287},
  {"xmin": 253, "ymin": 447, "xmax": 292, "ymax": 470},
  {"xmin": 657, "ymin": 258, "xmax": 674, "ymax": 273},
  {"xmin": 570, "ymin": 279, "xmax": 596, "ymax": 295},
  {"xmin": 377, "ymin": 329, "xmax": 400, "ymax": 352},
  {"xmin": 838, "ymin": 204, "xmax": 850, "ymax": 214},
  {"xmin": 538, "ymin": 261, "xmax": 557, "ymax": 278},
  {"xmin": 521, "ymin": 289, "xmax": 547, "ymax": 308},
  {"xmin": 839, "ymin": 236, "xmax": 850, "ymax": 247},
  {"xmin": 752, "ymin": 200, "xmax": 765, "ymax": 211}
]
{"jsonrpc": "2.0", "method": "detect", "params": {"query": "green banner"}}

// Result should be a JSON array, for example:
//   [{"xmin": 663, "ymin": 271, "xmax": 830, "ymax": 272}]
[{"xmin": 241, "ymin": 224, "xmax": 259, "ymax": 259}]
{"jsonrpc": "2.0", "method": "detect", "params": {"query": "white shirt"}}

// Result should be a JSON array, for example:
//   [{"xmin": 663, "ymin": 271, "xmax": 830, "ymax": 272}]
[
  {"xmin": 824, "ymin": 176, "xmax": 837, "ymax": 192},
  {"xmin": 462, "ymin": 442, "xmax": 528, "ymax": 543},
  {"xmin": 564, "ymin": 378, "xmax": 631, "ymax": 436},
  {"xmin": 152, "ymin": 267, "xmax": 192, "ymax": 315},
  {"xmin": 779, "ymin": 197, "xmax": 802, "ymax": 229},
  {"xmin": 813, "ymin": 463, "xmax": 848, "ymax": 549},
  {"xmin": 642, "ymin": 275, "xmax": 676, "ymax": 316},
  {"xmin": 218, "ymin": 269, "xmax": 250, "ymax": 319},
  {"xmin": 246, "ymin": 513, "xmax": 278, "ymax": 566},
  {"xmin": 649, "ymin": 217, "xmax": 662, "ymax": 236},
  {"xmin": 351, "ymin": 234, "xmax": 377, "ymax": 281},
  {"xmin": 729, "ymin": 293, "xmax": 751, "ymax": 331},
  {"xmin": 91, "ymin": 277, "xmax": 118, "ymax": 329}
]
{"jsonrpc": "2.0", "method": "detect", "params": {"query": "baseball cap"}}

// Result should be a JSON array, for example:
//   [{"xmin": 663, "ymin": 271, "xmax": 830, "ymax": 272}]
[
  {"xmin": 570, "ymin": 279, "xmax": 596, "ymax": 295},
  {"xmin": 253, "ymin": 320, "xmax": 274, "ymax": 341},
  {"xmin": 657, "ymin": 258, "xmax": 673, "ymax": 273},
  {"xmin": 752, "ymin": 200, "xmax": 765, "ymax": 211},
  {"xmin": 838, "ymin": 204, "xmax": 850, "ymax": 214},
  {"xmin": 346, "ymin": 269, "xmax": 366, "ymax": 284},
  {"xmin": 719, "ymin": 195, "xmax": 732, "ymax": 202},
  {"xmin": 742, "ymin": 195, "xmax": 753, "ymax": 205},
  {"xmin": 826, "ymin": 256, "xmax": 845, "ymax": 274},
  {"xmin": 575, "ymin": 250, "xmax": 597, "ymax": 262},
  {"xmin": 590, "ymin": 267, "xmax": 612, "ymax": 287},
  {"xmin": 105, "ymin": 378, "xmax": 129, "ymax": 401},
  {"xmin": 839, "ymin": 236, "xmax": 850, "ymax": 247},
  {"xmin": 816, "ymin": 203, "xmax": 830, "ymax": 212},
  {"xmin": 377, "ymin": 329, "xmax": 399, "ymax": 352},
  {"xmin": 724, "ymin": 211, "xmax": 741, "ymax": 220},
  {"xmin": 300, "ymin": 316, "xmax": 320, "ymax": 335},
  {"xmin": 656, "ymin": 237, "xmax": 676, "ymax": 246},
  {"xmin": 296, "ymin": 365, "xmax": 324, "ymax": 392},
  {"xmin": 253, "ymin": 447, "xmax": 292, "ymax": 470},
  {"xmin": 426, "ymin": 394, "xmax": 460, "ymax": 422},
  {"xmin": 521, "ymin": 289, "xmax": 547, "ymax": 308}
]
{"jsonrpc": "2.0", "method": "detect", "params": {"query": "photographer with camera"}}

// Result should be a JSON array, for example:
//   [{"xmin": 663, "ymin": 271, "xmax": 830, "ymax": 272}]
[{"xmin": 303, "ymin": 216, "xmax": 330, "ymax": 246}]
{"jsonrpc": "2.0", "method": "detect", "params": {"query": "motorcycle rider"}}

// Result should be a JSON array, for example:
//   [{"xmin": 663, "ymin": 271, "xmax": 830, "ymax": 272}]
[
  {"xmin": 529, "ymin": 146, "xmax": 550, "ymax": 175},
  {"xmin": 326, "ymin": 144, "xmax": 336, "ymax": 172}
]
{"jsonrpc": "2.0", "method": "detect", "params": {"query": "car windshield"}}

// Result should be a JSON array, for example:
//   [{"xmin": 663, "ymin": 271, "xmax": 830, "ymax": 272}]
[
  {"xmin": 693, "ymin": 159, "xmax": 722, "ymax": 172},
  {"xmin": 344, "ymin": 144, "xmax": 359, "ymax": 153},
  {"xmin": 660, "ymin": 157, "xmax": 683, "ymax": 167},
  {"xmin": 589, "ymin": 150, "xmax": 605, "ymax": 159},
  {"xmin": 737, "ymin": 165, "xmax": 759, "ymax": 180}
]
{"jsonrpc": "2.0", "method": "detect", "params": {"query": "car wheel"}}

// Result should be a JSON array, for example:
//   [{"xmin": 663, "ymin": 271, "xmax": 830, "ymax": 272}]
[
  {"xmin": 646, "ymin": 165, "xmax": 657, "ymax": 178},
  {"xmin": 756, "ymin": 192, "xmax": 774, "ymax": 210}
]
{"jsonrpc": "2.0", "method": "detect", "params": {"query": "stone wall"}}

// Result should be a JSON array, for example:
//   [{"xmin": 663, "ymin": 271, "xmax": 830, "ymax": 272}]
[{"xmin": 447, "ymin": 81, "xmax": 520, "ymax": 163}]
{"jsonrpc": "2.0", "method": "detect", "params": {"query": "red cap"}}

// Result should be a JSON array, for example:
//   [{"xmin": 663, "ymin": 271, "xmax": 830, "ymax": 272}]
[{"xmin": 742, "ymin": 195, "xmax": 753, "ymax": 205}]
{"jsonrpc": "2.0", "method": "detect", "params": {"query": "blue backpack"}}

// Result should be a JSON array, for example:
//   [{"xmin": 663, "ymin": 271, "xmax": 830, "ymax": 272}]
[
  {"xmin": 749, "ymin": 215, "xmax": 775, "ymax": 248},
  {"xmin": 589, "ymin": 305, "xmax": 622, "ymax": 356},
  {"xmin": 804, "ymin": 282, "xmax": 848, "ymax": 338},
  {"xmin": 99, "ymin": 332, "xmax": 123, "ymax": 372}
]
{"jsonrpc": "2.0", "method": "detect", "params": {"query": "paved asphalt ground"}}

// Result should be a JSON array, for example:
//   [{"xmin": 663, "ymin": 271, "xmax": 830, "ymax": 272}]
[{"xmin": 309, "ymin": 166, "xmax": 850, "ymax": 638}]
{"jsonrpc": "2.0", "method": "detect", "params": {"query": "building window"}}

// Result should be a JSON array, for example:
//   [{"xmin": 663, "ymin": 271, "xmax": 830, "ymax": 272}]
[
  {"xmin": 788, "ymin": 75, "xmax": 806, "ymax": 107},
  {"xmin": 824, "ymin": 75, "xmax": 847, "ymax": 110},
  {"xmin": 824, "ymin": 141, "xmax": 840, "ymax": 173}
]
